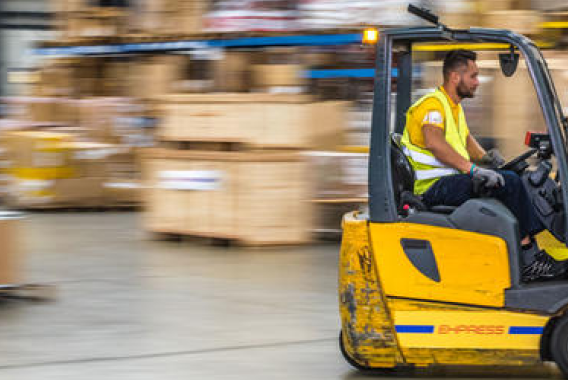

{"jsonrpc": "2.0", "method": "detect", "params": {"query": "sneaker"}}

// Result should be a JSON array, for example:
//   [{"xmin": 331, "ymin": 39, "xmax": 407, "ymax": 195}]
[
  {"xmin": 522, "ymin": 250, "xmax": 568, "ymax": 283},
  {"xmin": 521, "ymin": 241, "xmax": 540, "ymax": 267}
]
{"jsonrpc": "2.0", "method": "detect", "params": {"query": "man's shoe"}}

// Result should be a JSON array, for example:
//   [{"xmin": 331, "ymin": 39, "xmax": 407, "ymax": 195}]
[{"xmin": 522, "ymin": 250, "xmax": 568, "ymax": 283}]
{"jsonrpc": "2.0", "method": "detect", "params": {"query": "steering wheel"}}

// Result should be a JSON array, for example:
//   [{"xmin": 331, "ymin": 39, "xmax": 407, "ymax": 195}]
[{"xmin": 498, "ymin": 148, "xmax": 538, "ymax": 172}]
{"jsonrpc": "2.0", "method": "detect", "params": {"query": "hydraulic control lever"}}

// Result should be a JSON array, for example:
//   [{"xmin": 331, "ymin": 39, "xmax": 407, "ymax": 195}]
[{"xmin": 529, "ymin": 160, "xmax": 552, "ymax": 187}]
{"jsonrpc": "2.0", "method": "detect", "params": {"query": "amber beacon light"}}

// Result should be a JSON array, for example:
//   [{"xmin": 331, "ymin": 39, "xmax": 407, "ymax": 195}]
[{"xmin": 362, "ymin": 28, "xmax": 379, "ymax": 44}]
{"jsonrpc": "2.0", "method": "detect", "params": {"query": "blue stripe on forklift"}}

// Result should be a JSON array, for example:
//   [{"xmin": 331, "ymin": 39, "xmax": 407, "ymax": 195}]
[
  {"xmin": 395, "ymin": 325, "xmax": 434, "ymax": 333},
  {"xmin": 508, "ymin": 326, "xmax": 544, "ymax": 335}
]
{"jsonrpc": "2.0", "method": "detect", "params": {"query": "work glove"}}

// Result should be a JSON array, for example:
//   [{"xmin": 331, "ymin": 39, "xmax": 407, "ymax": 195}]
[
  {"xmin": 471, "ymin": 165, "xmax": 505, "ymax": 188},
  {"xmin": 479, "ymin": 149, "xmax": 505, "ymax": 169}
]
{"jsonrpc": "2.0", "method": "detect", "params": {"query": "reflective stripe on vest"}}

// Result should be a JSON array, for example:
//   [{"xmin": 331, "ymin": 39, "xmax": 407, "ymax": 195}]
[
  {"xmin": 402, "ymin": 146, "xmax": 445, "ymax": 167},
  {"xmin": 401, "ymin": 88, "xmax": 470, "ymax": 194},
  {"xmin": 415, "ymin": 168, "xmax": 460, "ymax": 180}
]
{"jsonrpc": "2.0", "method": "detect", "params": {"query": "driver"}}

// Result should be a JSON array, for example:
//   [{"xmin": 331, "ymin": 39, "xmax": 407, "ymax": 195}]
[{"xmin": 401, "ymin": 49, "xmax": 567, "ymax": 282}]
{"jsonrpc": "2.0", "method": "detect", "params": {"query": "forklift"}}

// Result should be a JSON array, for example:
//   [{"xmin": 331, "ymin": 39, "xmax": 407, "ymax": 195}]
[{"xmin": 339, "ymin": 4, "xmax": 568, "ymax": 376}]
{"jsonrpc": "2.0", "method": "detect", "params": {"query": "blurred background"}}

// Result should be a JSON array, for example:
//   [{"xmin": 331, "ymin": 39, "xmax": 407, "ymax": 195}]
[{"xmin": 0, "ymin": 0, "xmax": 567, "ymax": 242}]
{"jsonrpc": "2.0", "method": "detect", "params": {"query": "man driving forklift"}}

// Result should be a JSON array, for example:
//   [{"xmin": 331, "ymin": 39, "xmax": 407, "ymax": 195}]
[{"xmin": 401, "ymin": 49, "xmax": 568, "ymax": 282}]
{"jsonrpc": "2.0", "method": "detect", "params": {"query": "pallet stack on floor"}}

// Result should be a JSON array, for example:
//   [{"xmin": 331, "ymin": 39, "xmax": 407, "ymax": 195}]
[{"xmin": 143, "ymin": 91, "xmax": 348, "ymax": 246}]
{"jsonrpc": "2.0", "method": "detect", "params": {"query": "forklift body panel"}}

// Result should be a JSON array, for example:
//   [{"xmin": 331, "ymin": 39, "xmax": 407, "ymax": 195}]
[{"xmin": 340, "ymin": 213, "xmax": 549, "ymax": 368}]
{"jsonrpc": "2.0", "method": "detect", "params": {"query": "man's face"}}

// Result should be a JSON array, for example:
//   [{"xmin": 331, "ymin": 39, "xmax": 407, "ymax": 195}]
[{"xmin": 456, "ymin": 60, "xmax": 479, "ymax": 99}]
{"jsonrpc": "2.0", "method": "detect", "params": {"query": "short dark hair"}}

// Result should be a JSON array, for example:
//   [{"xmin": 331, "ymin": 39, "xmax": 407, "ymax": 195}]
[{"xmin": 443, "ymin": 49, "xmax": 477, "ymax": 79}]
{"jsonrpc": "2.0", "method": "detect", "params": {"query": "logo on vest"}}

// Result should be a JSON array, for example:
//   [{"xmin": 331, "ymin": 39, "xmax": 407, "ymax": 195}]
[{"xmin": 423, "ymin": 110, "xmax": 443, "ymax": 125}]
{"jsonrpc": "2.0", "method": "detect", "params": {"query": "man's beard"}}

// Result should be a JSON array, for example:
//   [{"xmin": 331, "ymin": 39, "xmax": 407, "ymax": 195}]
[{"xmin": 457, "ymin": 81, "xmax": 475, "ymax": 99}]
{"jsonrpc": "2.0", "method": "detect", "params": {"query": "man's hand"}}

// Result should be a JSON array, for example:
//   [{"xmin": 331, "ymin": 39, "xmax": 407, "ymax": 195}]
[
  {"xmin": 479, "ymin": 149, "xmax": 505, "ymax": 169},
  {"xmin": 472, "ymin": 166, "xmax": 505, "ymax": 187}
]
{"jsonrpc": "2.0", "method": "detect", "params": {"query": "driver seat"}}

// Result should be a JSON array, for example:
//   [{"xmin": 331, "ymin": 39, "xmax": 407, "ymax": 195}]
[{"xmin": 390, "ymin": 133, "xmax": 457, "ymax": 215}]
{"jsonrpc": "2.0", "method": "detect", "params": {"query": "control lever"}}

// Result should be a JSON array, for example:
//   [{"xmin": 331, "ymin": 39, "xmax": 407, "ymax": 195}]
[{"xmin": 529, "ymin": 161, "xmax": 552, "ymax": 187}]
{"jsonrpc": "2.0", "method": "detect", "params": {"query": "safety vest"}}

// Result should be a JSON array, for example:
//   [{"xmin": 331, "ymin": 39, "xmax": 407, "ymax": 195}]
[{"xmin": 401, "ymin": 88, "xmax": 470, "ymax": 195}]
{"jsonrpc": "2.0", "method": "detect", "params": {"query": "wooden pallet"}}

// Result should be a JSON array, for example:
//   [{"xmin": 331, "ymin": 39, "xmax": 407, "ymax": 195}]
[
  {"xmin": 158, "ymin": 140, "xmax": 247, "ymax": 152},
  {"xmin": 0, "ymin": 284, "xmax": 56, "ymax": 301},
  {"xmin": 9, "ymin": 204, "xmax": 140, "ymax": 213},
  {"xmin": 311, "ymin": 197, "xmax": 368, "ymax": 204},
  {"xmin": 150, "ymin": 230, "xmax": 311, "ymax": 248}
]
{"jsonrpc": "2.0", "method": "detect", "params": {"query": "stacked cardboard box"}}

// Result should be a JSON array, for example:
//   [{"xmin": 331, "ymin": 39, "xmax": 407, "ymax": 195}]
[
  {"xmin": 137, "ymin": 0, "xmax": 209, "ymax": 35},
  {"xmin": 1, "ymin": 97, "xmax": 79, "ymax": 125},
  {"xmin": 129, "ymin": 52, "xmax": 259, "ymax": 97},
  {"xmin": 1, "ymin": 131, "xmax": 141, "ymax": 208},
  {"xmin": 30, "ymin": 57, "xmax": 132, "ymax": 98},
  {"xmin": 1, "ymin": 96, "xmax": 153, "ymax": 146},
  {"xmin": 251, "ymin": 64, "xmax": 305, "ymax": 93},
  {"xmin": 0, "ymin": 96, "xmax": 150, "ymax": 208},
  {"xmin": 54, "ymin": 7, "xmax": 129, "ymax": 40}
]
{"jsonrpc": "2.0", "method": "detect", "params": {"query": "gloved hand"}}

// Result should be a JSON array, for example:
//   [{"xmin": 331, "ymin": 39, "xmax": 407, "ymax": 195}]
[
  {"xmin": 471, "ymin": 165, "xmax": 505, "ymax": 188},
  {"xmin": 479, "ymin": 149, "xmax": 505, "ymax": 169}
]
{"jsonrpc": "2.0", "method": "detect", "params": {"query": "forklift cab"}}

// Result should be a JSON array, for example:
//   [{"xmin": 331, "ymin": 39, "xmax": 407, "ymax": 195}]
[{"xmin": 339, "ymin": 6, "xmax": 568, "ymax": 375}]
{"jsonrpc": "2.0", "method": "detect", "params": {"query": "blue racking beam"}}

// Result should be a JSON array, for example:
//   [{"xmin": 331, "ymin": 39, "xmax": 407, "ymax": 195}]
[
  {"xmin": 34, "ymin": 33, "xmax": 364, "ymax": 56},
  {"xmin": 305, "ymin": 68, "xmax": 399, "ymax": 79}
]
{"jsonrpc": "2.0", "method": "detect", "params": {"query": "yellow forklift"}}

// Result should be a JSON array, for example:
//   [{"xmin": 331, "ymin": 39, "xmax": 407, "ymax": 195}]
[{"xmin": 339, "ymin": 4, "xmax": 568, "ymax": 376}]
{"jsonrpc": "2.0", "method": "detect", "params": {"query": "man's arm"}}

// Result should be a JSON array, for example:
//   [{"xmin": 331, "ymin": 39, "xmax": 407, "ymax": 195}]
[
  {"xmin": 423, "ymin": 124, "xmax": 472, "ymax": 173},
  {"xmin": 466, "ymin": 134, "xmax": 487, "ymax": 163}
]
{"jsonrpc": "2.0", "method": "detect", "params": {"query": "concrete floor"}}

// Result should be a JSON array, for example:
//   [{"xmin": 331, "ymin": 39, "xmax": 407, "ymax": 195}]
[{"xmin": 0, "ymin": 212, "xmax": 561, "ymax": 379}]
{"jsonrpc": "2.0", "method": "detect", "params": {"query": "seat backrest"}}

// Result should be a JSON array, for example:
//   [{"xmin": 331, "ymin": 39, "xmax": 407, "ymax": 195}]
[{"xmin": 390, "ymin": 133, "xmax": 415, "ymax": 207}]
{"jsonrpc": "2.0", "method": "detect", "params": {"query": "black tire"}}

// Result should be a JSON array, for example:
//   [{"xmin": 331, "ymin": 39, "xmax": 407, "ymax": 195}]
[
  {"xmin": 339, "ymin": 330, "xmax": 373, "ymax": 371},
  {"xmin": 550, "ymin": 316, "xmax": 568, "ymax": 378},
  {"xmin": 339, "ymin": 330, "xmax": 410, "ymax": 374}
]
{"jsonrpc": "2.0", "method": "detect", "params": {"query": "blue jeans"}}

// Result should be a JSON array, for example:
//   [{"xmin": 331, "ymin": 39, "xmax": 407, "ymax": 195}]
[{"xmin": 421, "ymin": 170, "xmax": 544, "ymax": 238}]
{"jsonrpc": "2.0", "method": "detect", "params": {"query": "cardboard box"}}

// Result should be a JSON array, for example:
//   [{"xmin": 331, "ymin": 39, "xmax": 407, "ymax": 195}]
[
  {"xmin": 3, "ymin": 131, "xmax": 123, "ymax": 208},
  {"xmin": 52, "ymin": 177, "xmax": 105, "ymax": 206},
  {"xmin": 130, "ymin": 56, "xmax": 184, "ymax": 98},
  {"xmin": 213, "ymin": 51, "xmax": 252, "ymax": 92},
  {"xmin": 157, "ymin": 94, "xmax": 348, "ymax": 150},
  {"xmin": 478, "ymin": 0, "xmax": 514, "ymax": 12},
  {"xmin": 59, "ymin": 8, "xmax": 129, "ymax": 38},
  {"xmin": 139, "ymin": 0, "xmax": 209, "ymax": 34},
  {"xmin": 0, "ymin": 212, "xmax": 24, "ymax": 284},
  {"xmin": 4, "ymin": 131, "xmax": 74, "ymax": 171},
  {"xmin": 103, "ymin": 178, "xmax": 141, "ymax": 205},
  {"xmin": 143, "ymin": 149, "xmax": 313, "ymax": 245},
  {"xmin": 1, "ymin": 97, "xmax": 79, "ymax": 124},
  {"xmin": 252, "ymin": 64, "xmax": 305, "ymax": 89},
  {"xmin": 59, "ymin": 141, "xmax": 119, "ymax": 178},
  {"xmin": 483, "ymin": 10, "xmax": 542, "ymax": 35},
  {"xmin": 52, "ymin": 0, "xmax": 90, "ymax": 13},
  {"xmin": 36, "ymin": 62, "xmax": 76, "ymax": 97}
]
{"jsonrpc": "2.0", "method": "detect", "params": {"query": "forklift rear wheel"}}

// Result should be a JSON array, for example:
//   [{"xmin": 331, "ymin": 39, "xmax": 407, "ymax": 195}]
[
  {"xmin": 339, "ymin": 330, "xmax": 408, "ymax": 374},
  {"xmin": 339, "ymin": 330, "xmax": 372, "ymax": 371},
  {"xmin": 550, "ymin": 316, "xmax": 568, "ymax": 378}
]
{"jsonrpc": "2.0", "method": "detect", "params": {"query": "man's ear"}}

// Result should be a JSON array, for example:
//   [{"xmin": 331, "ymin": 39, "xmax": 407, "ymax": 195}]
[{"xmin": 450, "ymin": 71, "xmax": 460, "ymax": 85}]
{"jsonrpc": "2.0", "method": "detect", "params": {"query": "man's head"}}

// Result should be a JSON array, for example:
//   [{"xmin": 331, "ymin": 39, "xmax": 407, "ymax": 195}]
[{"xmin": 443, "ymin": 49, "xmax": 479, "ymax": 100}]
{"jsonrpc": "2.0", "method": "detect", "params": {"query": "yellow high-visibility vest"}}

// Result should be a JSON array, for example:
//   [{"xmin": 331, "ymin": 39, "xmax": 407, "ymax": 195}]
[{"xmin": 401, "ymin": 88, "xmax": 470, "ymax": 195}]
